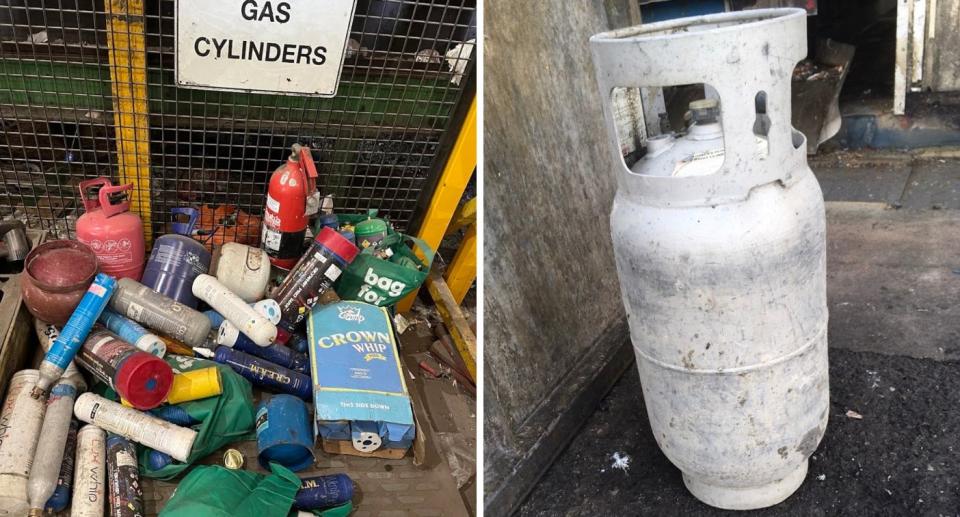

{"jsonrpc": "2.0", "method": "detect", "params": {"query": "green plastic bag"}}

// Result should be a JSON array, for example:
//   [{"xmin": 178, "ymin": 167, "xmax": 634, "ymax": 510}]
[
  {"xmin": 159, "ymin": 464, "xmax": 299, "ymax": 517},
  {"xmin": 160, "ymin": 464, "xmax": 354, "ymax": 517},
  {"xmin": 333, "ymin": 213, "xmax": 434, "ymax": 307},
  {"xmin": 138, "ymin": 355, "xmax": 256, "ymax": 479}
]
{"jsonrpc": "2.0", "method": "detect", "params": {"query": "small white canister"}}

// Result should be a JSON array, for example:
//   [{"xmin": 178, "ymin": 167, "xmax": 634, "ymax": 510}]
[{"xmin": 211, "ymin": 243, "xmax": 271, "ymax": 303}]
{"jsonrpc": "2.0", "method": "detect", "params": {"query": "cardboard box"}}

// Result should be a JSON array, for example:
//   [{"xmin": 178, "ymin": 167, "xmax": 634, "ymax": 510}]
[{"xmin": 307, "ymin": 301, "xmax": 415, "ymax": 456}]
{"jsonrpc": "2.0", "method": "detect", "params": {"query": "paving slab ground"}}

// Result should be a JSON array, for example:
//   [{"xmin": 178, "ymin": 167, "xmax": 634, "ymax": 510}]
[{"xmin": 517, "ymin": 350, "xmax": 960, "ymax": 517}]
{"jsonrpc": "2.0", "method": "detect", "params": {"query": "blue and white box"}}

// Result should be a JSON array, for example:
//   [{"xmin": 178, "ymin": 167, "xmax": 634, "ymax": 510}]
[{"xmin": 307, "ymin": 301, "xmax": 415, "ymax": 453}]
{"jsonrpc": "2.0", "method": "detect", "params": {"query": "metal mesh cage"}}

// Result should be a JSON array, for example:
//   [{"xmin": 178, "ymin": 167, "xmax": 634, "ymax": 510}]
[{"xmin": 0, "ymin": 0, "xmax": 476, "ymax": 243}]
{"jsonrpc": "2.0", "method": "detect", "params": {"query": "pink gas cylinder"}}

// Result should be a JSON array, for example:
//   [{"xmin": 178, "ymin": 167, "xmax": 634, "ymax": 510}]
[{"xmin": 76, "ymin": 177, "xmax": 145, "ymax": 280}]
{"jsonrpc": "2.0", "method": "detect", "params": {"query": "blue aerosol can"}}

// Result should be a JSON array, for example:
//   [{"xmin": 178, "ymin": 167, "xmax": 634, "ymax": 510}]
[
  {"xmin": 99, "ymin": 307, "xmax": 166, "ymax": 357},
  {"xmin": 218, "ymin": 321, "xmax": 310, "ymax": 375},
  {"xmin": 205, "ymin": 347, "xmax": 311, "ymax": 400},
  {"xmin": 295, "ymin": 474, "xmax": 354, "ymax": 510},
  {"xmin": 34, "ymin": 273, "xmax": 116, "ymax": 397}
]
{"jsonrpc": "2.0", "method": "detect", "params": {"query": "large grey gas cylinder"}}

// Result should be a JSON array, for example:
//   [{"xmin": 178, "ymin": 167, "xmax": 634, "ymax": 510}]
[{"xmin": 590, "ymin": 9, "xmax": 828, "ymax": 510}]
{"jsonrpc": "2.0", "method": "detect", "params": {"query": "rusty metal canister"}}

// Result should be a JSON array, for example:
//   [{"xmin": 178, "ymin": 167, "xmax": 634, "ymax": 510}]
[
  {"xmin": 72, "ymin": 424, "xmax": 106, "ymax": 517},
  {"xmin": 0, "ymin": 370, "xmax": 45, "ymax": 515},
  {"xmin": 106, "ymin": 434, "xmax": 144, "ymax": 517},
  {"xmin": 591, "ymin": 9, "xmax": 827, "ymax": 510}
]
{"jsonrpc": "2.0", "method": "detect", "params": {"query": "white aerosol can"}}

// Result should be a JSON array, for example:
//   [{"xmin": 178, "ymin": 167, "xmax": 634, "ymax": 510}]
[
  {"xmin": 74, "ymin": 393, "xmax": 197, "ymax": 462},
  {"xmin": 0, "ymin": 370, "xmax": 46, "ymax": 515},
  {"xmin": 27, "ymin": 379, "xmax": 78, "ymax": 516},
  {"xmin": 193, "ymin": 274, "xmax": 277, "ymax": 346},
  {"xmin": 72, "ymin": 425, "xmax": 106, "ymax": 517}
]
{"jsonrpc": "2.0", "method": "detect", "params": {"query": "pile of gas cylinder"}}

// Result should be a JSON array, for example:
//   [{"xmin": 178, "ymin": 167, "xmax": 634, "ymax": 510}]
[{"xmin": 0, "ymin": 145, "xmax": 381, "ymax": 516}]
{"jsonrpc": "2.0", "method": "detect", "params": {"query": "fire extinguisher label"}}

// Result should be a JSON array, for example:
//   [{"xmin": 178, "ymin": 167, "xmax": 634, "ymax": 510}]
[
  {"xmin": 262, "ymin": 227, "xmax": 282, "ymax": 251},
  {"xmin": 266, "ymin": 194, "xmax": 281, "ymax": 213}
]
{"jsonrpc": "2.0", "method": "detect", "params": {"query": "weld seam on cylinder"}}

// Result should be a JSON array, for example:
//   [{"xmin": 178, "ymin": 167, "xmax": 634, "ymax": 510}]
[{"xmin": 633, "ymin": 325, "xmax": 826, "ymax": 375}]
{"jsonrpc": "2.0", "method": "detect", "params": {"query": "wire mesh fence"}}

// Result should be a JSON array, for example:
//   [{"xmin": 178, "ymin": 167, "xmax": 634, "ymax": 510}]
[{"xmin": 0, "ymin": 0, "xmax": 476, "ymax": 243}]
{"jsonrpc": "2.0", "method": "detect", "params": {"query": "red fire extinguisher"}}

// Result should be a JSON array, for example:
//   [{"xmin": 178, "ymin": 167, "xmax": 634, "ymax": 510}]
[
  {"xmin": 262, "ymin": 144, "xmax": 320, "ymax": 268},
  {"xmin": 76, "ymin": 177, "xmax": 146, "ymax": 280}
]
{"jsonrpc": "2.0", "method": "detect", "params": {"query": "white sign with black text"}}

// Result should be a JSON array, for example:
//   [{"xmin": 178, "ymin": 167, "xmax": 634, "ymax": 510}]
[{"xmin": 176, "ymin": 0, "xmax": 357, "ymax": 96}]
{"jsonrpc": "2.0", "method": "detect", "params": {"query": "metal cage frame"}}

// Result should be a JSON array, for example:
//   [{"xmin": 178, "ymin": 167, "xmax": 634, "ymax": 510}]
[{"xmin": 0, "ymin": 0, "xmax": 476, "ymax": 245}]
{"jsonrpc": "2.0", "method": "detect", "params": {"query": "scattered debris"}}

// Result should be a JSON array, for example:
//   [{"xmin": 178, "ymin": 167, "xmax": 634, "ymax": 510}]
[
  {"xmin": 415, "ymin": 48, "xmax": 443, "ymax": 64},
  {"xmin": 845, "ymin": 410, "xmax": 863, "ymax": 420},
  {"xmin": 816, "ymin": 474, "xmax": 826, "ymax": 481},
  {"xmin": 445, "ymin": 39, "xmax": 475, "ymax": 85},
  {"xmin": 393, "ymin": 313, "xmax": 411, "ymax": 334},
  {"xmin": 25, "ymin": 30, "xmax": 48, "ymax": 44},
  {"xmin": 611, "ymin": 452, "xmax": 631, "ymax": 474}
]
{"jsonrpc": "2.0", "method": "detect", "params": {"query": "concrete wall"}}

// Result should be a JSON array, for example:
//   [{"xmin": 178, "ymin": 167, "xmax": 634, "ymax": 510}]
[
  {"xmin": 924, "ymin": 0, "xmax": 960, "ymax": 92},
  {"xmin": 483, "ymin": 2, "xmax": 635, "ymax": 514}
]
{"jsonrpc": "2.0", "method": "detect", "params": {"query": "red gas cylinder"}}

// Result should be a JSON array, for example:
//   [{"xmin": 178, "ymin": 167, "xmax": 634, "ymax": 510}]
[
  {"xmin": 261, "ymin": 144, "xmax": 320, "ymax": 269},
  {"xmin": 76, "ymin": 177, "xmax": 145, "ymax": 280}
]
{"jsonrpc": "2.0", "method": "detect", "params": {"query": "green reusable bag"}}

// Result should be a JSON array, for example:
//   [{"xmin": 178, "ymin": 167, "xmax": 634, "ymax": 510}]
[
  {"xmin": 137, "ymin": 355, "xmax": 257, "ymax": 479},
  {"xmin": 159, "ymin": 464, "xmax": 354, "ymax": 517},
  {"xmin": 159, "ymin": 464, "xmax": 299, "ymax": 517},
  {"xmin": 335, "ymin": 232, "xmax": 434, "ymax": 306},
  {"xmin": 334, "ymin": 213, "xmax": 435, "ymax": 307}
]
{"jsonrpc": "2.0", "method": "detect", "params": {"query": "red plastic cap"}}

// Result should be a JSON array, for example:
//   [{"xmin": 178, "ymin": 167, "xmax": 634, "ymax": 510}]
[
  {"xmin": 275, "ymin": 326, "xmax": 292, "ymax": 346},
  {"xmin": 316, "ymin": 227, "xmax": 360, "ymax": 263},
  {"xmin": 116, "ymin": 353, "xmax": 175, "ymax": 410}
]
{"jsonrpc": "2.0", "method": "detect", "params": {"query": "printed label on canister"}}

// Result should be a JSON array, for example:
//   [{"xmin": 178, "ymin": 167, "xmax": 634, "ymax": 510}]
[
  {"xmin": 273, "ymin": 244, "xmax": 348, "ymax": 328},
  {"xmin": 73, "ymin": 427, "xmax": 105, "ymax": 517},
  {"xmin": 255, "ymin": 407, "xmax": 269, "ymax": 435},
  {"xmin": 75, "ymin": 333, "xmax": 135, "ymax": 390},
  {"xmin": 125, "ymin": 303, "xmax": 145, "ymax": 321},
  {"xmin": 76, "ymin": 394, "xmax": 197, "ymax": 462},
  {"xmin": 107, "ymin": 436, "xmax": 144, "ymax": 517}
]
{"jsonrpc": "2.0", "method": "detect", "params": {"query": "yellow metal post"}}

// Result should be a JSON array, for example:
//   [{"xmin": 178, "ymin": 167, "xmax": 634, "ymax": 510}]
[
  {"xmin": 106, "ymin": 0, "xmax": 153, "ymax": 244},
  {"xmin": 446, "ymin": 197, "xmax": 476, "ymax": 235},
  {"xmin": 397, "ymin": 96, "xmax": 476, "ymax": 313},
  {"xmin": 425, "ymin": 272, "xmax": 476, "ymax": 380},
  {"xmin": 443, "ymin": 213, "xmax": 476, "ymax": 305}
]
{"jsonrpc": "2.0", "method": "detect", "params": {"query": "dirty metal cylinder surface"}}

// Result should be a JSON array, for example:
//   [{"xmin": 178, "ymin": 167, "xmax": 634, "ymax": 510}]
[
  {"xmin": 72, "ymin": 424, "xmax": 106, "ymax": 517},
  {"xmin": 211, "ymin": 242, "xmax": 272, "ymax": 303},
  {"xmin": 74, "ymin": 393, "xmax": 197, "ymax": 463},
  {"xmin": 106, "ymin": 434, "xmax": 144, "ymax": 517},
  {"xmin": 27, "ymin": 380, "xmax": 78, "ymax": 514},
  {"xmin": 110, "ymin": 278, "xmax": 212, "ymax": 348},
  {"xmin": 591, "ymin": 9, "xmax": 828, "ymax": 510},
  {"xmin": 0, "ymin": 370, "xmax": 45, "ymax": 516},
  {"xmin": 44, "ymin": 419, "xmax": 78, "ymax": 513},
  {"xmin": 35, "ymin": 320, "xmax": 88, "ymax": 391}
]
